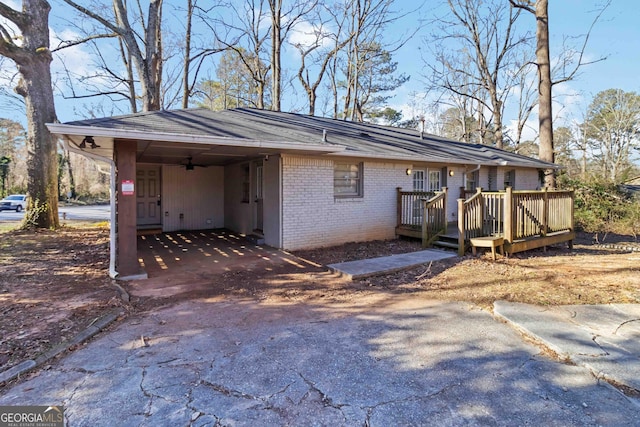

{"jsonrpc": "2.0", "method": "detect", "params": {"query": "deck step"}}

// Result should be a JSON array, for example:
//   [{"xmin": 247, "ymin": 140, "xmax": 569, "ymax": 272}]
[
  {"xmin": 437, "ymin": 234, "xmax": 459, "ymax": 243},
  {"xmin": 432, "ymin": 240, "xmax": 459, "ymax": 250}
]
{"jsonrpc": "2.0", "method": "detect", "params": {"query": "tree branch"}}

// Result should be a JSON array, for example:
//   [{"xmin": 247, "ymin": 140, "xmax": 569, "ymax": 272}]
[
  {"xmin": 52, "ymin": 33, "xmax": 119, "ymax": 53},
  {"xmin": 0, "ymin": 3, "xmax": 26, "ymax": 30},
  {"xmin": 551, "ymin": 0, "xmax": 611, "ymax": 86},
  {"xmin": 61, "ymin": 0, "xmax": 123, "ymax": 35},
  {"xmin": 508, "ymin": 0, "xmax": 535, "ymax": 15}
]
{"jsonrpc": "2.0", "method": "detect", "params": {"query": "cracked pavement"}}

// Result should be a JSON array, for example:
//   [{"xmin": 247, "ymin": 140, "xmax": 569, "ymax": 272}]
[{"xmin": 1, "ymin": 296, "xmax": 639, "ymax": 426}]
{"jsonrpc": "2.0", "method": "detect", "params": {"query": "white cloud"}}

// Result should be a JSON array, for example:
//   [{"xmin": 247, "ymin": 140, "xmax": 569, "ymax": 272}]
[
  {"xmin": 505, "ymin": 118, "xmax": 538, "ymax": 144},
  {"xmin": 289, "ymin": 20, "xmax": 333, "ymax": 50},
  {"xmin": 552, "ymin": 82, "xmax": 586, "ymax": 125},
  {"xmin": 50, "ymin": 28, "xmax": 97, "ymax": 79}
]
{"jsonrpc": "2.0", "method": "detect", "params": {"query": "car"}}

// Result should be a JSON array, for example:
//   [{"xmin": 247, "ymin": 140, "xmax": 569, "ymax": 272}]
[{"xmin": 0, "ymin": 194, "xmax": 27, "ymax": 212}]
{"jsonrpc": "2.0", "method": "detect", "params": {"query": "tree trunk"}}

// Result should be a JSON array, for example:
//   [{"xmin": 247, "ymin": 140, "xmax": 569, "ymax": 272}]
[
  {"xmin": 18, "ymin": 57, "xmax": 59, "ymax": 227},
  {"xmin": 182, "ymin": 0, "xmax": 193, "ymax": 109},
  {"xmin": 0, "ymin": 0, "xmax": 59, "ymax": 228},
  {"xmin": 492, "ymin": 98, "xmax": 504, "ymax": 149},
  {"xmin": 535, "ymin": 0, "xmax": 555, "ymax": 187},
  {"xmin": 111, "ymin": 0, "xmax": 163, "ymax": 112},
  {"xmin": 66, "ymin": 150, "xmax": 76, "ymax": 199},
  {"xmin": 270, "ymin": 0, "xmax": 282, "ymax": 111}
]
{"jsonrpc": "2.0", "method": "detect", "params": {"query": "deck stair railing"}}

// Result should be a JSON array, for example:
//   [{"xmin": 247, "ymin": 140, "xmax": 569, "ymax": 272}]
[{"xmin": 421, "ymin": 187, "xmax": 448, "ymax": 247}]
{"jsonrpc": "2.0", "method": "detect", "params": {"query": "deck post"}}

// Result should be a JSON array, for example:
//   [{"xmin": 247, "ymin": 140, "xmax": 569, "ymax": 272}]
[
  {"xmin": 542, "ymin": 187, "xmax": 549, "ymax": 237},
  {"xmin": 504, "ymin": 187, "xmax": 513, "ymax": 245},
  {"xmin": 396, "ymin": 187, "xmax": 402, "ymax": 228},
  {"xmin": 421, "ymin": 198, "xmax": 428, "ymax": 248},
  {"xmin": 441, "ymin": 187, "xmax": 448, "ymax": 225},
  {"xmin": 569, "ymin": 190, "xmax": 575, "ymax": 250},
  {"xmin": 477, "ymin": 187, "xmax": 485, "ymax": 235},
  {"xmin": 457, "ymin": 198, "xmax": 465, "ymax": 256}
]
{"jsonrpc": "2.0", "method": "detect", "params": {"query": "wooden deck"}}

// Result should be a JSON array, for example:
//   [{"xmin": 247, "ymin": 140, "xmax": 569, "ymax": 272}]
[{"xmin": 396, "ymin": 187, "xmax": 575, "ymax": 256}]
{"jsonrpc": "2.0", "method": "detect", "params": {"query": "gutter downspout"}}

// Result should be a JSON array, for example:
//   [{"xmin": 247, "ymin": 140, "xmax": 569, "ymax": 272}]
[{"xmin": 61, "ymin": 136, "xmax": 119, "ymax": 279}]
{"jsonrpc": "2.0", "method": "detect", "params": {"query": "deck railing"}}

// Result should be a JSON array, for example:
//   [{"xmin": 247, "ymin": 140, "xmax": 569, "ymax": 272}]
[
  {"xmin": 508, "ymin": 189, "xmax": 574, "ymax": 241},
  {"xmin": 397, "ymin": 189, "xmax": 435, "ymax": 229},
  {"xmin": 458, "ymin": 187, "xmax": 574, "ymax": 255},
  {"xmin": 421, "ymin": 188, "xmax": 448, "ymax": 247}
]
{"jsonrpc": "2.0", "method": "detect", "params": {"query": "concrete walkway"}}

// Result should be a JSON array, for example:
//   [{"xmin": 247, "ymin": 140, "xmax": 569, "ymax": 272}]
[
  {"xmin": 328, "ymin": 249, "xmax": 456, "ymax": 279},
  {"xmin": 495, "ymin": 302, "xmax": 640, "ymax": 392}
]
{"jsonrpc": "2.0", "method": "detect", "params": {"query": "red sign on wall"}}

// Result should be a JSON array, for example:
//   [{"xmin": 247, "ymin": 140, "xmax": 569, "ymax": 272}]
[{"xmin": 122, "ymin": 180, "xmax": 134, "ymax": 196}]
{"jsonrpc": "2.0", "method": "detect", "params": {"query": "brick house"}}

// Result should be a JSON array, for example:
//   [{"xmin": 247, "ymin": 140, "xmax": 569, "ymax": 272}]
[{"xmin": 48, "ymin": 108, "xmax": 556, "ymax": 279}]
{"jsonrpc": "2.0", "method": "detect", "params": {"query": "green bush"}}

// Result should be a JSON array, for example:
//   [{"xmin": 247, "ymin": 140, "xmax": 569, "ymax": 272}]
[{"xmin": 560, "ymin": 178, "xmax": 639, "ymax": 240}]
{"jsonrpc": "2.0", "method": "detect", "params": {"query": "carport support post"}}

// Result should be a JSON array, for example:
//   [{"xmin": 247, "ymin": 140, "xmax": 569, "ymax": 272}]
[{"xmin": 115, "ymin": 140, "xmax": 145, "ymax": 279}]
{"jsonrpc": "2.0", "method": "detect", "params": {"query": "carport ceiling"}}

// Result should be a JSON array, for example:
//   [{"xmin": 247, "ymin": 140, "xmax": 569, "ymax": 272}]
[
  {"xmin": 134, "ymin": 139, "xmax": 340, "ymax": 167},
  {"xmin": 135, "ymin": 140, "xmax": 280, "ymax": 166}
]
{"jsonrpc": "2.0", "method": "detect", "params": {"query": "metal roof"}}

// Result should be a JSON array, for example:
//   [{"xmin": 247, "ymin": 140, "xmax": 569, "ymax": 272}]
[{"xmin": 54, "ymin": 107, "xmax": 556, "ymax": 169}]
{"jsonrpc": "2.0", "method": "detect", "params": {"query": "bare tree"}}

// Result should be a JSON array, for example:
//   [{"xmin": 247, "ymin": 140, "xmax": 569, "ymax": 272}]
[
  {"xmin": 182, "ymin": 0, "xmax": 194, "ymax": 108},
  {"xmin": 510, "ymin": 0, "xmax": 553, "ymax": 186},
  {"xmin": 510, "ymin": 0, "xmax": 611, "ymax": 187},
  {"xmin": 507, "ymin": 53, "xmax": 538, "ymax": 153},
  {"xmin": 267, "ymin": 0, "xmax": 317, "ymax": 111},
  {"xmin": 425, "ymin": 0, "xmax": 531, "ymax": 150},
  {"xmin": 174, "ymin": 0, "xmax": 226, "ymax": 109},
  {"xmin": 205, "ymin": 0, "xmax": 272, "ymax": 109},
  {"xmin": 62, "ymin": 0, "xmax": 165, "ymax": 111},
  {"xmin": 338, "ymin": 0, "xmax": 419, "ymax": 121},
  {"xmin": 293, "ymin": 4, "xmax": 353, "ymax": 116},
  {"xmin": 54, "ymin": 32, "xmax": 139, "ymax": 114},
  {"xmin": 0, "ymin": 0, "xmax": 59, "ymax": 228}
]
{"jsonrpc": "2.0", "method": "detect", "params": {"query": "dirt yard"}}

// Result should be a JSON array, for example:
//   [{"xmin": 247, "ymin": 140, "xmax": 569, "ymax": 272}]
[{"xmin": 1, "ymin": 225, "xmax": 639, "ymax": 385}]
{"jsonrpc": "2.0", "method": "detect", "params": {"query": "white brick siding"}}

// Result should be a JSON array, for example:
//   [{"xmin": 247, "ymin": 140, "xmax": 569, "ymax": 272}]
[
  {"xmin": 279, "ymin": 155, "xmax": 543, "ymax": 250},
  {"xmin": 512, "ymin": 168, "xmax": 541, "ymax": 190},
  {"xmin": 281, "ymin": 155, "xmax": 412, "ymax": 250}
]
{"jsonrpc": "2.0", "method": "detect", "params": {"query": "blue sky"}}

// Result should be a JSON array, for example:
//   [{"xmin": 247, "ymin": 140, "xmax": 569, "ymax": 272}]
[
  {"xmin": 390, "ymin": 0, "xmax": 640, "ymax": 138},
  {"xmin": 1, "ymin": 0, "xmax": 638, "ymax": 141}
]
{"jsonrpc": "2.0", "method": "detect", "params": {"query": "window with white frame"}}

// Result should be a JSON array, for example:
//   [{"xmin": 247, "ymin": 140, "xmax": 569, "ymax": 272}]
[
  {"xmin": 428, "ymin": 170, "xmax": 441, "ymax": 192},
  {"xmin": 334, "ymin": 162, "xmax": 363, "ymax": 197},
  {"xmin": 412, "ymin": 170, "xmax": 426, "ymax": 191},
  {"xmin": 465, "ymin": 170, "xmax": 479, "ymax": 191}
]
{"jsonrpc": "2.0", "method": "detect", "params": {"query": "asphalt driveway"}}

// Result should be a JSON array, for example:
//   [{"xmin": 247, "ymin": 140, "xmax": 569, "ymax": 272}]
[{"xmin": 1, "ymin": 295, "xmax": 638, "ymax": 426}]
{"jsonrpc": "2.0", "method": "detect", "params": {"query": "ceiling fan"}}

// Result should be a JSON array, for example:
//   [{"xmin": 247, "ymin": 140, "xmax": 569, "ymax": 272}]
[{"xmin": 182, "ymin": 156, "xmax": 206, "ymax": 171}]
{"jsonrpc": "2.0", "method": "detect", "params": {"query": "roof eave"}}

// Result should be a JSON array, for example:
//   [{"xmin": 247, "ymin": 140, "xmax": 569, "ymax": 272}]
[
  {"xmin": 326, "ymin": 150, "xmax": 558, "ymax": 169},
  {"xmin": 46, "ymin": 123, "xmax": 346, "ymax": 154}
]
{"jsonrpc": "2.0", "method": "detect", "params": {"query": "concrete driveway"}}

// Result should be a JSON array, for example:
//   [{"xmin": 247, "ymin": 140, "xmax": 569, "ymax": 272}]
[{"xmin": 1, "ymin": 295, "xmax": 638, "ymax": 426}]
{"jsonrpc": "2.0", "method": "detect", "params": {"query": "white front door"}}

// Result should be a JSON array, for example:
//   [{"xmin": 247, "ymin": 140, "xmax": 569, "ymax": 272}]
[{"xmin": 136, "ymin": 166, "xmax": 161, "ymax": 227}]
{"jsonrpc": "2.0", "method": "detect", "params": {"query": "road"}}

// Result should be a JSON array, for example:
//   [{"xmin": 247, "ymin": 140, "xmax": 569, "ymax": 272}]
[{"xmin": 0, "ymin": 204, "xmax": 110, "ymax": 222}]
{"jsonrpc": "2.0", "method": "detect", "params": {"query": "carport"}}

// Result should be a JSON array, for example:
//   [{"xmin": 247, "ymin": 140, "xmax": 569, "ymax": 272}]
[{"xmin": 47, "ymin": 109, "xmax": 343, "ymax": 280}]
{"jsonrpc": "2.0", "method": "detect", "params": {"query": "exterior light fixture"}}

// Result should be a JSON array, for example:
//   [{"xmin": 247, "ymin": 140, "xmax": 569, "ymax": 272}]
[
  {"xmin": 406, "ymin": 168, "xmax": 412, "ymax": 176},
  {"xmin": 79, "ymin": 136, "xmax": 100, "ymax": 149},
  {"xmin": 449, "ymin": 169, "xmax": 455, "ymax": 177}
]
